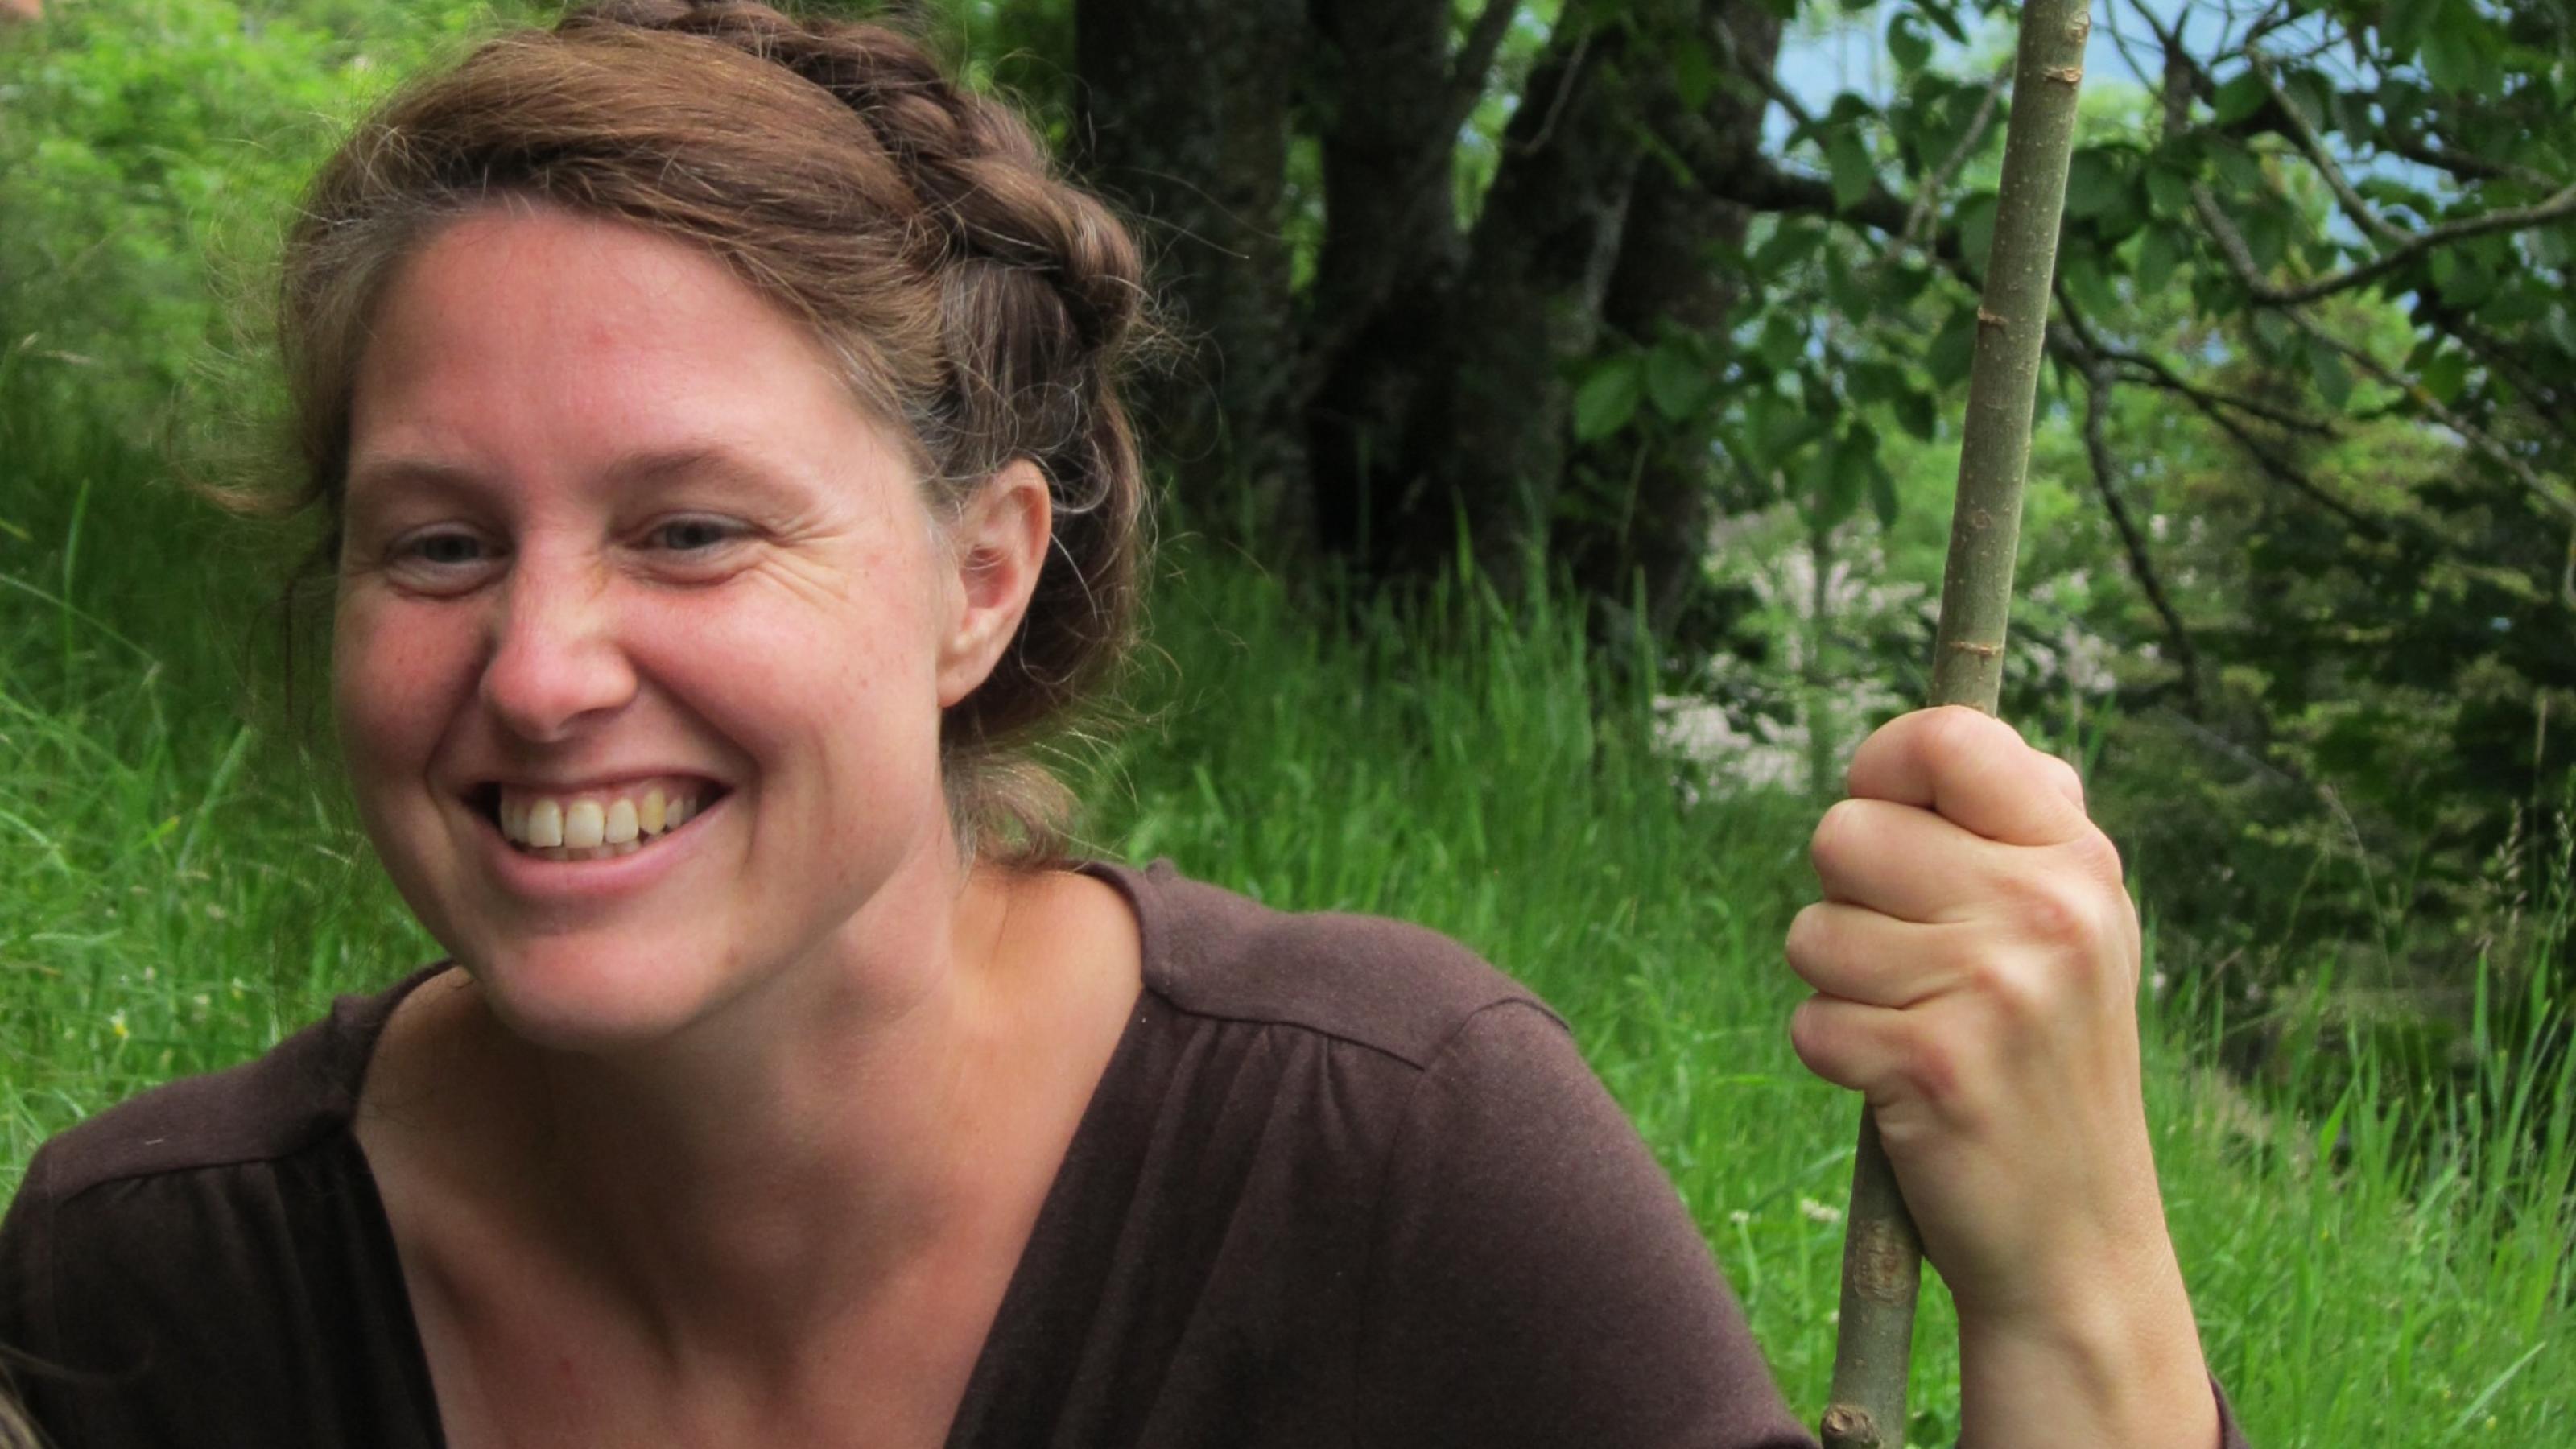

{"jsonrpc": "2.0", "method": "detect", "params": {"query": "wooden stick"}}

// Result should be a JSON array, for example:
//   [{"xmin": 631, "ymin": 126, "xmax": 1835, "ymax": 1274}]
[{"xmin": 1818, "ymin": 3, "xmax": 2093, "ymax": 1445}]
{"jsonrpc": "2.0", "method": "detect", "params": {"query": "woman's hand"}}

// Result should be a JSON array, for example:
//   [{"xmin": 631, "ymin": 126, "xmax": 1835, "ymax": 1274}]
[{"xmin": 1785, "ymin": 705, "xmax": 2218, "ymax": 1447}]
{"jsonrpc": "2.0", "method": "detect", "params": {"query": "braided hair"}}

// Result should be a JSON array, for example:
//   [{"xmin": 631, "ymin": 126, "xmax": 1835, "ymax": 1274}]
[{"xmin": 275, "ymin": 1, "xmax": 1150, "ymax": 865}]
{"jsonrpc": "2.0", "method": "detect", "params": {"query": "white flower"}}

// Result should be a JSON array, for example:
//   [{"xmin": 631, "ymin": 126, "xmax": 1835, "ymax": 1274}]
[{"xmin": 1798, "ymin": 1195, "xmax": 1844, "ymax": 1226}]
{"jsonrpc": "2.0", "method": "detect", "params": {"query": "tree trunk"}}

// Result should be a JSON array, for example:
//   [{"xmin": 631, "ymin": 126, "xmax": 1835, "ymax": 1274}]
[
  {"xmin": 1302, "ymin": 0, "xmax": 1479, "ymax": 568},
  {"xmin": 1073, "ymin": 0, "xmax": 1308, "ymax": 542},
  {"xmin": 1353, "ymin": 3, "xmax": 1686, "ymax": 588},
  {"xmin": 1559, "ymin": 0, "xmax": 1782, "ymax": 647}
]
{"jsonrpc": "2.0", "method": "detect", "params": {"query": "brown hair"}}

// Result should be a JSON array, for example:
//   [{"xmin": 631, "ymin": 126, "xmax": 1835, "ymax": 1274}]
[{"xmin": 269, "ymin": 0, "xmax": 1150, "ymax": 865}]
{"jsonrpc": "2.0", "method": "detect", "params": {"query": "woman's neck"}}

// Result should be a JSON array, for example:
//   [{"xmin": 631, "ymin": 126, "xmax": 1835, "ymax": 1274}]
[{"xmin": 389, "ymin": 856, "xmax": 1087, "ymax": 1368}]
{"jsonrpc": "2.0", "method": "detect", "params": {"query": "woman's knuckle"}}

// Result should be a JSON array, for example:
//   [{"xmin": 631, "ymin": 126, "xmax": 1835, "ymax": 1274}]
[
  {"xmin": 1971, "ymin": 956, "xmax": 2054, "ymax": 1028},
  {"xmin": 1788, "ymin": 997, "xmax": 1831, "ymax": 1063},
  {"xmin": 2010, "ymin": 876, "xmax": 2098, "ymax": 952},
  {"xmin": 1901, "ymin": 1030, "xmax": 1961, "ymax": 1107},
  {"xmin": 1785, "ymin": 903, "xmax": 1830, "ymax": 964},
  {"xmin": 2066, "ymin": 826, "xmax": 2124, "ymax": 882},
  {"xmin": 1810, "ymin": 799, "xmax": 1869, "ymax": 877}
]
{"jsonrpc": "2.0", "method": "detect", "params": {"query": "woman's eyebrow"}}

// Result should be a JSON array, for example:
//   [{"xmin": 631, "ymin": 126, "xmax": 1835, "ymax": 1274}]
[
  {"xmin": 604, "ymin": 444, "xmax": 807, "ymax": 502},
  {"xmin": 344, "ymin": 444, "xmax": 804, "ymax": 507}
]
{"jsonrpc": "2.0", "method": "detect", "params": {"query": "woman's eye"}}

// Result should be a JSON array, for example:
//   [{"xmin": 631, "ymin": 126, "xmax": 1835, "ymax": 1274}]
[
  {"xmin": 648, "ymin": 518, "xmax": 741, "ymax": 553},
  {"xmin": 399, "ymin": 532, "xmax": 489, "ymax": 568}
]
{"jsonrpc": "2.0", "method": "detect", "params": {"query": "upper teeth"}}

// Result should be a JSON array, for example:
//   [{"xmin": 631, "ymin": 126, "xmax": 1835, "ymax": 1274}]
[{"xmin": 497, "ymin": 781, "xmax": 704, "ymax": 849}]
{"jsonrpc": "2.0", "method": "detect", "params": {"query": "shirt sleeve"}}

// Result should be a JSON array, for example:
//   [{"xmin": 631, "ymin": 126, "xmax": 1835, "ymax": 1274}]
[
  {"xmin": 0, "ymin": 1145, "xmax": 76, "ymax": 1445},
  {"xmin": 1352, "ymin": 998, "xmax": 1812, "ymax": 1448}
]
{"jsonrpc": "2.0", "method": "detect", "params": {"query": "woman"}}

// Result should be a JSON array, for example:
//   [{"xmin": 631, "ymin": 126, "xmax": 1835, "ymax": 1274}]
[{"xmin": 0, "ymin": 3, "xmax": 2243, "ymax": 1445}]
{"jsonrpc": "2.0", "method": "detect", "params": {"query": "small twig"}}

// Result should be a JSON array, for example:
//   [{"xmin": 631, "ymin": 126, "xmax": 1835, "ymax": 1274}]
[
  {"xmin": 2052, "ymin": 293, "xmax": 2334, "ymax": 436},
  {"xmin": 2245, "ymin": 47, "xmax": 2405, "ymax": 246},
  {"xmin": 1871, "ymin": 64, "xmax": 2009, "ymax": 277},
  {"xmin": 1508, "ymin": 28, "xmax": 1592, "ymax": 156},
  {"xmin": 1443, "ymin": 0, "xmax": 1521, "ymax": 140},
  {"xmin": 2196, "ymin": 165, "xmax": 2576, "ymax": 308},
  {"xmin": 2079, "ymin": 361, "xmax": 2205, "ymax": 712},
  {"xmin": 2288, "ymin": 311, "xmax": 2576, "ymax": 524}
]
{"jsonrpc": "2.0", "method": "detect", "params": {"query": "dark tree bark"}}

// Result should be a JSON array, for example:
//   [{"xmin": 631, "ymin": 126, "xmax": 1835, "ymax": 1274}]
[
  {"xmin": 1558, "ymin": 0, "xmax": 1781, "ymax": 646},
  {"xmin": 1360, "ymin": 4, "xmax": 1678, "ymax": 588},
  {"xmin": 1073, "ymin": 0, "xmax": 1309, "ymax": 539},
  {"xmin": 1299, "ymin": 0, "xmax": 1483, "ymax": 568}
]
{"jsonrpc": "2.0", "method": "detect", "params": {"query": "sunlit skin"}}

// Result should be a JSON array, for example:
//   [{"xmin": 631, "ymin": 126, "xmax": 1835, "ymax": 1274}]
[
  {"xmin": 1790, "ymin": 705, "xmax": 2218, "ymax": 1447},
  {"xmin": 337, "ymin": 206, "xmax": 1141, "ymax": 1443}
]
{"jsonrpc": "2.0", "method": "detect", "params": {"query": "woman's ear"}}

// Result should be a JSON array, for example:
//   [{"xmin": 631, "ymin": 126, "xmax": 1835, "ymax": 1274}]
[{"xmin": 935, "ymin": 459, "xmax": 1052, "ymax": 708}]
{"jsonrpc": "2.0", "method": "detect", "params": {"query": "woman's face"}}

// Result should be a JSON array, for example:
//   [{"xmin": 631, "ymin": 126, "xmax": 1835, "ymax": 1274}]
[{"xmin": 334, "ymin": 207, "xmax": 1038, "ymax": 1051}]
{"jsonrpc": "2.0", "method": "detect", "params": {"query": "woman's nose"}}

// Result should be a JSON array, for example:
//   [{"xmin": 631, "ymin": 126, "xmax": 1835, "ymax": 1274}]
[{"xmin": 478, "ymin": 551, "xmax": 639, "ymax": 742}]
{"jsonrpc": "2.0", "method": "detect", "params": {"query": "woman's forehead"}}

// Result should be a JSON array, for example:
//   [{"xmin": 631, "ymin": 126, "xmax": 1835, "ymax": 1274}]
[{"xmin": 348, "ymin": 211, "xmax": 894, "ymax": 497}]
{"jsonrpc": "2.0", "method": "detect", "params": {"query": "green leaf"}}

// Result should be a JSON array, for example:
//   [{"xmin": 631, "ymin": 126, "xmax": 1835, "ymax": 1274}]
[
  {"xmin": 2063, "ymin": 147, "xmax": 2129, "ymax": 220},
  {"xmin": 1926, "ymin": 306, "xmax": 1979, "ymax": 387},
  {"xmin": 2211, "ymin": 72, "xmax": 2268, "ymax": 126},
  {"xmin": 1809, "ymin": 429, "xmax": 1867, "ymax": 530},
  {"xmin": 1918, "ymin": 0, "xmax": 1969, "ymax": 45},
  {"xmin": 2145, "ymin": 161, "xmax": 2196, "ymax": 218},
  {"xmin": 1753, "ymin": 219, "xmax": 1823, "ymax": 276},
  {"xmin": 2421, "ymin": 347, "xmax": 2469, "ymax": 404},
  {"xmin": 2136, "ymin": 223, "xmax": 2189, "ymax": 295},
  {"xmin": 1867, "ymin": 448, "xmax": 1901, "ymax": 529},
  {"xmin": 1645, "ymin": 341, "xmax": 1709, "ymax": 423},
  {"xmin": 2533, "ymin": 225, "xmax": 2575, "ymax": 270},
  {"xmin": 1670, "ymin": 39, "xmax": 1720, "ymax": 111},
  {"xmin": 2381, "ymin": 0, "xmax": 2446, "ymax": 62},
  {"xmin": 2241, "ymin": 204, "xmax": 2292, "ymax": 272},
  {"xmin": 1846, "ymin": 360, "xmax": 1904, "ymax": 404},
  {"xmin": 1573, "ymin": 356, "xmax": 1644, "ymax": 441},
  {"xmin": 1956, "ymin": 190, "xmax": 1999, "ymax": 273},
  {"xmin": 2211, "ymin": 142, "xmax": 2265, "ymax": 196},
  {"xmin": 2429, "ymin": 246, "xmax": 2495, "ymax": 308},
  {"xmin": 1823, "ymin": 249, "xmax": 1876, "ymax": 322},
  {"xmin": 2308, "ymin": 333, "xmax": 2354, "ymax": 411},
  {"xmin": 1758, "ymin": 313, "xmax": 1808, "ymax": 374},
  {"xmin": 1887, "ymin": 11, "xmax": 1932, "ymax": 72},
  {"xmin": 1893, "ymin": 384, "xmax": 1938, "ymax": 442},
  {"xmin": 2062, "ymin": 250, "xmax": 2121, "ymax": 319},
  {"xmin": 2421, "ymin": 12, "xmax": 2498, "ymax": 93},
  {"xmin": 1827, "ymin": 129, "xmax": 1876, "ymax": 212},
  {"xmin": 2278, "ymin": 68, "xmax": 2332, "ymax": 136}
]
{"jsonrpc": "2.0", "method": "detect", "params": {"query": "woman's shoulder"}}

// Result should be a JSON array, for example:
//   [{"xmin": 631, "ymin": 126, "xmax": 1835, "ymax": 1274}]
[
  {"xmin": 1086, "ymin": 857, "xmax": 1568, "ymax": 1070},
  {"xmin": 10, "ymin": 964, "xmax": 445, "ymax": 1213}
]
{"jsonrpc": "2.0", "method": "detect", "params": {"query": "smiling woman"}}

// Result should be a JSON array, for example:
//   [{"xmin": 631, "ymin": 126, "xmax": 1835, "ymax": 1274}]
[{"xmin": 0, "ymin": 4, "xmax": 2244, "ymax": 1447}]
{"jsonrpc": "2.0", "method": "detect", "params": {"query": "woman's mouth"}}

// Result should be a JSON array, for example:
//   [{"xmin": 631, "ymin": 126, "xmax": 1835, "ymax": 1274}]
[{"xmin": 474, "ymin": 776, "xmax": 727, "ymax": 862}]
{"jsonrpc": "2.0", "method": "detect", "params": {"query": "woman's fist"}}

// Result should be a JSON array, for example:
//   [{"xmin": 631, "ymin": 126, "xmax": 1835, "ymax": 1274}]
[{"xmin": 1784, "ymin": 704, "xmax": 2169, "ymax": 1329}]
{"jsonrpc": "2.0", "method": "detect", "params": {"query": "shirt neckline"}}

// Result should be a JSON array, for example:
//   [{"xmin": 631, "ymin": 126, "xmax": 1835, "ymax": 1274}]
[{"xmin": 324, "ymin": 857, "xmax": 1170, "ymax": 1447}]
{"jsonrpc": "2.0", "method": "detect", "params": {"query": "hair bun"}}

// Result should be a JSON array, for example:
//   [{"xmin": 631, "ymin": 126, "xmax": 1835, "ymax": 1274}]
[{"xmin": 565, "ymin": 1, "xmax": 1138, "ymax": 354}]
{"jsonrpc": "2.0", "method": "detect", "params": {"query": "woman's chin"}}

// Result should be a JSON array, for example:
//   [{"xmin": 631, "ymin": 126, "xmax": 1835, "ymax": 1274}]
[{"xmin": 460, "ymin": 941, "xmax": 725, "ymax": 1056}]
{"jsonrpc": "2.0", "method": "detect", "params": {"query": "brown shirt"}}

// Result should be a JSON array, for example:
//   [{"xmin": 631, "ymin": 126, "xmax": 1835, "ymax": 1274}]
[{"xmin": 2, "ymin": 861, "xmax": 2243, "ymax": 1447}]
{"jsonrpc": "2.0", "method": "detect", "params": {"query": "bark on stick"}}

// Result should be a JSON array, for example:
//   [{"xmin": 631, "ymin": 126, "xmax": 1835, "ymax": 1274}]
[{"xmin": 1818, "ymin": 2, "xmax": 2091, "ymax": 1445}]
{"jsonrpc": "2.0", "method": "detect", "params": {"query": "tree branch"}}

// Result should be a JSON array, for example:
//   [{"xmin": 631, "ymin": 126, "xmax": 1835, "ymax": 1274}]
[
  {"xmin": 1886, "ymin": 64, "xmax": 2008, "ymax": 265},
  {"xmin": 2193, "ymin": 143, "xmax": 2576, "ymax": 308},
  {"xmin": 2286, "ymin": 309, "xmax": 2576, "ymax": 524},
  {"xmin": 2378, "ymin": 130, "xmax": 2553, "ymax": 189},
  {"xmin": 2050, "ymin": 289, "xmax": 2335, "ymax": 436},
  {"xmin": 2246, "ymin": 48, "xmax": 2404, "ymax": 247},
  {"xmin": 2079, "ymin": 361, "xmax": 2205, "ymax": 713},
  {"xmin": 1443, "ymin": 0, "xmax": 1521, "ymax": 137},
  {"xmin": 2413, "ymin": 295, "xmax": 2576, "ymax": 452},
  {"xmin": 2186, "ymin": 385, "xmax": 2392, "ymax": 538}
]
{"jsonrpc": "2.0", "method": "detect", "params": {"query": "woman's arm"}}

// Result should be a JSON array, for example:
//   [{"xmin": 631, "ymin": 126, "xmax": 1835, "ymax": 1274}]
[{"xmin": 1785, "ymin": 705, "xmax": 2224, "ymax": 1447}]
